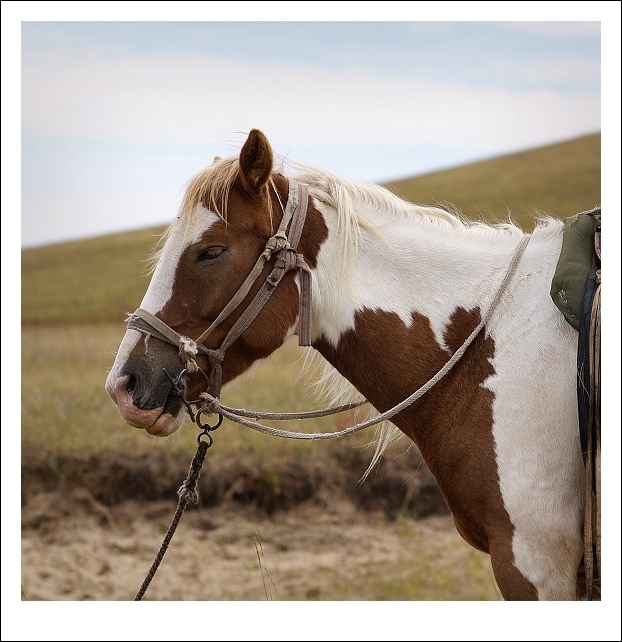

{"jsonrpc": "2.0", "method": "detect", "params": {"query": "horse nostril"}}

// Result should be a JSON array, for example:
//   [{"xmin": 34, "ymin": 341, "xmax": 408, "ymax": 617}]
[{"xmin": 125, "ymin": 374, "xmax": 137, "ymax": 395}]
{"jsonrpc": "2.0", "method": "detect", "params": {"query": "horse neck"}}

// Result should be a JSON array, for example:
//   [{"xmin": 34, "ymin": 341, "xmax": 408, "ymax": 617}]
[
  {"xmin": 309, "ymin": 200, "xmax": 532, "ymax": 349},
  {"xmin": 306, "ymin": 198, "xmax": 564, "ymax": 422}
]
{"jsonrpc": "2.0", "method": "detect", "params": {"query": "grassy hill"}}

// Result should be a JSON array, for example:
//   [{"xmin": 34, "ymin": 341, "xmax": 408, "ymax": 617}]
[
  {"xmin": 22, "ymin": 226, "xmax": 166, "ymax": 325},
  {"xmin": 385, "ymin": 133, "xmax": 600, "ymax": 230},
  {"xmin": 22, "ymin": 133, "xmax": 600, "ymax": 326}
]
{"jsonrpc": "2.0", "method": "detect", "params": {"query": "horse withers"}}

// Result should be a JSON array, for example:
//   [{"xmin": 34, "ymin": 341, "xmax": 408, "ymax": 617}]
[{"xmin": 106, "ymin": 128, "xmax": 597, "ymax": 600}]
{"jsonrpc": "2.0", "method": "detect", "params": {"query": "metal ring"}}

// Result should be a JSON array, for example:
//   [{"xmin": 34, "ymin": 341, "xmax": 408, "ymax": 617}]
[
  {"xmin": 197, "ymin": 411, "xmax": 223, "ymax": 431},
  {"xmin": 197, "ymin": 430, "xmax": 213, "ymax": 447}
]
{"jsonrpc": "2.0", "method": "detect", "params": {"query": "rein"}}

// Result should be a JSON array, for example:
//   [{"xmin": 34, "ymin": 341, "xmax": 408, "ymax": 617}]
[
  {"xmin": 127, "ymin": 176, "xmax": 532, "ymax": 438},
  {"xmin": 130, "ymin": 181, "xmax": 531, "ymax": 600}
]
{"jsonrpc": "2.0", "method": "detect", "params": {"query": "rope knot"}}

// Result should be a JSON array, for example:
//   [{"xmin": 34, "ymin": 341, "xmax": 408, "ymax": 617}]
[
  {"xmin": 198, "ymin": 392, "xmax": 221, "ymax": 415},
  {"xmin": 178, "ymin": 336, "xmax": 199, "ymax": 373},
  {"xmin": 177, "ymin": 484, "xmax": 199, "ymax": 505},
  {"xmin": 263, "ymin": 231, "xmax": 290, "ymax": 259},
  {"xmin": 280, "ymin": 247, "xmax": 299, "ymax": 272},
  {"xmin": 207, "ymin": 348, "xmax": 225, "ymax": 365}
]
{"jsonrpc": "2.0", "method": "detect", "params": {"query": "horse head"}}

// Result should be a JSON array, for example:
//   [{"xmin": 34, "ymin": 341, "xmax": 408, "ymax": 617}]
[{"xmin": 105, "ymin": 129, "xmax": 322, "ymax": 436}]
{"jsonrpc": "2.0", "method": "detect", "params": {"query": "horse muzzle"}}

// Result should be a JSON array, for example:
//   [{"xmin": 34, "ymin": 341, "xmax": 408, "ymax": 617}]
[{"xmin": 106, "ymin": 372, "xmax": 187, "ymax": 437}]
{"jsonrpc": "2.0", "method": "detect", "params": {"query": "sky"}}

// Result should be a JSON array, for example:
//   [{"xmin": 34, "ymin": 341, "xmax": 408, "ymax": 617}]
[{"xmin": 5, "ymin": 4, "xmax": 618, "ymax": 249}]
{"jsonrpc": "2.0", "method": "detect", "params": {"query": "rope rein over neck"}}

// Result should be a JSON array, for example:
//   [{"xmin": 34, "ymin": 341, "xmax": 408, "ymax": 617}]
[
  {"xmin": 129, "ymin": 190, "xmax": 530, "ymax": 439},
  {"xmin": 198, "ymin": 232, "xmax": 532, "ymax": 440}
]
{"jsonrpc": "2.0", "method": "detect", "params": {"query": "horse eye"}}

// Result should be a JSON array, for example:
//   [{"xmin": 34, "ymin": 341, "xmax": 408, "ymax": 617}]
[{"xmin": 197, "ymin": 246, "xmax": 226, "ymax": 262}]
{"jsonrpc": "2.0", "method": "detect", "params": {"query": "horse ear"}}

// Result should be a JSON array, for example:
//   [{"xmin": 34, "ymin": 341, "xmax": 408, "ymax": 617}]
[{"xmin": 238, "ymin": 129, "xmax": 273, "ymax": 195}]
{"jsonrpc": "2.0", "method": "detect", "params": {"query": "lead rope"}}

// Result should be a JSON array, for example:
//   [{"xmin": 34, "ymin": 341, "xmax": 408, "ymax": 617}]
[
  {"xmin": 133, "ymin": 233, "xmax": 530, "ymax": 600},
  {"xmin": 134, "ymin": 420, "xmax": 220, "ymax": 601}
]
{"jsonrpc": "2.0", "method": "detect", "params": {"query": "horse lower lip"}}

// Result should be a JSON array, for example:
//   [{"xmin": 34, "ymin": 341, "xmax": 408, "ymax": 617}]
[
  {"xmin": 144, "ymin": 408, "xmax": 184, "ymax": 436},
  {"xmin": 126, "ymin": 400, "xmax": 183, "ymax": 434}
]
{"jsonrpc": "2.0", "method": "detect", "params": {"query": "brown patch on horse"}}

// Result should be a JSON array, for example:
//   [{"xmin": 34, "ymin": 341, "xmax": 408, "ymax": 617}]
[{"xmin": 314, "ymin": 306, "xmax": 537, "ymax": 599}]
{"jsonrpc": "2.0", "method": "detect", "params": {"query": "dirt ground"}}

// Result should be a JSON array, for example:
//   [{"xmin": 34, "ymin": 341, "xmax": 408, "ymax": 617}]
[
  {"xmin": 21, "ymin": 491, "xmax": 499, "ymax": 603},
  {"xmin": 16, "ymin": 448, "xmax": 620, "ymax": 642},
  {"xmin": 20, "ymin": 446, "xmax": 501, "ymax": 603}
]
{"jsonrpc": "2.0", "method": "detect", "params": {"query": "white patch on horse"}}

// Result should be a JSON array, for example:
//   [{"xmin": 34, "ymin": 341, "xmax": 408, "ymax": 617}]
[
  {"xmin": 310, "ymin": 196, "xmax": 523, "ymax": 350},
  {"xmin": 141, "ymin": 204, "xmax": 219, "ymax": 313},
  {"xmin": 105, "ymin": 204, "xmax": 219, "ymax": 389},
  {"xmin": 484, "ymin": 230, "xmax": 584, "ymax": 600}
]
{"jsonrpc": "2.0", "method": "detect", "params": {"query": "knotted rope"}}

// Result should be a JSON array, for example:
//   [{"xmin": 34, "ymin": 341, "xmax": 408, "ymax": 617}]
[{"xmin": 134, "ymin": 438, "xmax": 210, "ymax": 601}]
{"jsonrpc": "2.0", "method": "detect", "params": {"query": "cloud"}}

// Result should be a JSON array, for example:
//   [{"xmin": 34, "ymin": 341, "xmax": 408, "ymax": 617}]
[
  {"xmin": 502, "ymin": 21, "xmax": 601, "ymax": 36},
  {"xmin": 509, "ymin": 60, "xmax": 600, "ymax": 83},
  {"xmin": 22, "ymin": 50, "xmax": 600, "ymax": 154}
]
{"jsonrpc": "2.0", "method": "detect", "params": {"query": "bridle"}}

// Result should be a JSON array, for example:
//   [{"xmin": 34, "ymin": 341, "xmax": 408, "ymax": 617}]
[{"xmin": 126, "ymin": 178, "xmax": 313, "ymax": 401}]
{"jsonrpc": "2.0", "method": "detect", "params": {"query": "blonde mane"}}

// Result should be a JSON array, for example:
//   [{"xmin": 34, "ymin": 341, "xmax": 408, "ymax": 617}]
[
  {"xmin": 148, "ymin": 156, "xmax": 243, "ymax": 271},
  {"xmin": 150, "ymin": 150, "xmax": 530, "ymax": 271}
]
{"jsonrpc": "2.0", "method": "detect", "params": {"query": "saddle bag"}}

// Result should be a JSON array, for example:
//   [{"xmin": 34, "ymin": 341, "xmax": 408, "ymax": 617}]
[{"xmin": 550, "ymin": 206, "xmax": 601, "ymax": 600}]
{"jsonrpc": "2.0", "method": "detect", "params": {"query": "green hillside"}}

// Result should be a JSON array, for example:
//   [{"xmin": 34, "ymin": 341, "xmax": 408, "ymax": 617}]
[
  {"xmin": 22, "ymin": 226, "xmax": 167, "ymax": 325},
  {"xmin": 386, "ymin": 133, "xmax": 600, "ymax": 230},
  {"xmin": 22, "ymin": 133, "xmax": 600, "ymax": 326}
]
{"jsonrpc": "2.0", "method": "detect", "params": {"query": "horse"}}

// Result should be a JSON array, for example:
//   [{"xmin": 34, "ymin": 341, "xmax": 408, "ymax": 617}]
[{"xmin": 105, "ymin": 128, "xmax": 599, "ymax": 601}]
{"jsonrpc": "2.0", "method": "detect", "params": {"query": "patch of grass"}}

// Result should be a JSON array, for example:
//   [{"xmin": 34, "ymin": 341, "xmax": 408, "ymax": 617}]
[
  {"xmin": 21, "ymin": 227, "xmax": 165, "ymax": 326},
  {"xmin": 306, "ymin": 586, "xmax": 321, "ymax": 599},
  {"xmin": 369, "ymin": 517, "xmax": 500, "ymax": 601},
  {"xmin": 271, "ymin": 535, "xmax": 500, "ymax": 601},
  {"xmin": 21, "ymin": 324, "xmax": 372, "ymax": 461},
  {"xmin": 371, "ymin": 551, "xmax": 499, "ymax": 601},
  {"xmin": 22, "ymin": 323, "xmax": 153, "ymax": 458}
]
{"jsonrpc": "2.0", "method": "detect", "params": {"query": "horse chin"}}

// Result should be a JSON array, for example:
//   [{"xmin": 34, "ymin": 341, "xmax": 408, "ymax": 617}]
[
  {"xmin": 143, "ymin": 410, "xmax": 185, "ymax": 437},
  {"xmin": 116, "ymin": 401, "xmax": 184, "ymax": 437}
]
